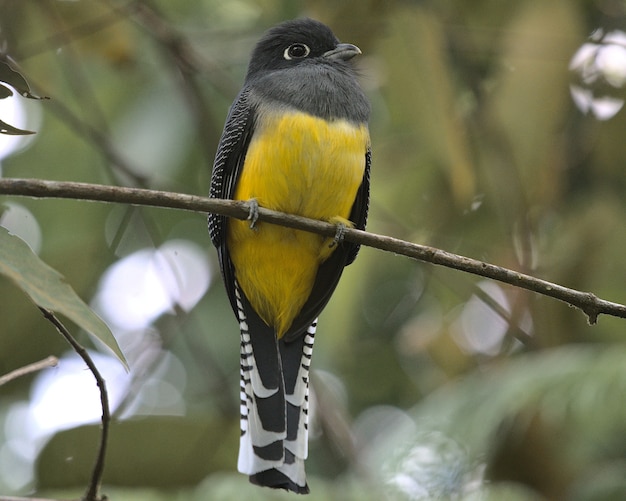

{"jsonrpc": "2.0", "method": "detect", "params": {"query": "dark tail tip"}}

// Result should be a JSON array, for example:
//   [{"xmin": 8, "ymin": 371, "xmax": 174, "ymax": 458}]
[{"xmin": 249, "ymin": 469, "xmax": 310, "ymax": 495}]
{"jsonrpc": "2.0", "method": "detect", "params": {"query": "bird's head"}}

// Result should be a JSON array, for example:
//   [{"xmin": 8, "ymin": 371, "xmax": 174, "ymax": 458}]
[{"xmin": 245, "ymin": 18, "xmax": 361, "ymax": 80}]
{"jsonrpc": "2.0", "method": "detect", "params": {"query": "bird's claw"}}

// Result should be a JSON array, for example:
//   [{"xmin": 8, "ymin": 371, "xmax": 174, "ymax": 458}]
[
  {"xmin": 329, "ymin": 222, "xmax": 347, "ymax": 248},
  {"xmin": 247, "ymin": 199, "xmax": 259, "ymax": 229}
]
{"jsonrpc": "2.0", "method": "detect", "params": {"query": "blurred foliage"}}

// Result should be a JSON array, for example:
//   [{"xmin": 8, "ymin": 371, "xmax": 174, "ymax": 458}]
[
  {"xmin": 0, "ymin": 226, "xmax": 125, "ymax": 365},
  {"xmin": 0, "ymin": 58, "xmax": 45, "ymax": 134},
  {"xmin": 1, "ymin": 0, "xmax": 626, "ymax": 500}
]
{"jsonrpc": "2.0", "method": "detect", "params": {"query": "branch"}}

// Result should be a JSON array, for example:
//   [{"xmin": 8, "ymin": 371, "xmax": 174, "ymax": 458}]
[
  {"xmin": 114, "ymin": 0, "xmax": 239, "ymax": 97},
  {"xmin": 2, "ymin": 177, "xmax": 625, "ymax": 324},
  {"xmin": 38, "ymin": 308, "xmax": 110, "ymax": 501},
  {"xmin": 106, "ymin": 0, "xmax": 224, "ymax": 171},
  {"xmin": 6, "ymin": 60, "xmax": 148, "ymax": 187},
  {"xmin": 0, "ymin": 356, "xmax": 58, "ymax": 387}
]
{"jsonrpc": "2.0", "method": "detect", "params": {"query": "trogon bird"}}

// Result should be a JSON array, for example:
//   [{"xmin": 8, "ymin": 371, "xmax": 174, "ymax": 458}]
[{"xmin": 208, "ymin": 18, "xmax": 370, "ymax": 494}]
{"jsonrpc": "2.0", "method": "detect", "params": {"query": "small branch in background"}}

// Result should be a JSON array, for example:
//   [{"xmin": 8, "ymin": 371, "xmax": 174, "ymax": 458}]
[
  {"xmin": 112, "ymin": 0, "xmax": 239, "ymax": 97},
  {"xmin": 38, "ymin": 308, "xmax": 110, "ymax": 501},
  {"xmin": 0, "ymin": 356, "xmax": 58, "ymax": 387},
  {"xmin": 1, "ymin": 178, "xmax": 625, "ymax": 324},
  {"xmin": 103, "ymin": 0, "xmax": 236, "ymax": 174},
  {"xmin": 472, "ymin": 284, "xmax": 536, "ymax": 349},
  {"xmin": 4, "ymin": 61, "xmax": 148, "ymax": 187},
  {"xmin": 121, "ymin": 0, "xmax": 224, "ymax": 146},
  {"xmin": 36, "ymin": 94, "xmax": 148, "ymax": 187}
]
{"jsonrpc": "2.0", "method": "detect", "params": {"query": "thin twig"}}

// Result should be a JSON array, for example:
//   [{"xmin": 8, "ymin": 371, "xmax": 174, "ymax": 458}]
[
  {"xmin": 36, "ymin": 94, "xmax": 148, "ymax": 186},
  {"xmin": 38, "ymin": 308, "xmax": 109, "ymax": 501},
  {"xmin": 122, "ymin": 0, "xmax": 224, "ymax": 145},
  {"xmin": 1, "ymin": 178, "xmax": 624, "ymax": 324},
  {"xmin": 111, "ymin": 0, "xmax": 240, "ymax": 97},
  {"xmin": 5, "ymin": 59, "xmax": 148, "ymax": 186},
  {"xmin": 0, "ymin": 356, "xmax": 58, "ymax": 387}
]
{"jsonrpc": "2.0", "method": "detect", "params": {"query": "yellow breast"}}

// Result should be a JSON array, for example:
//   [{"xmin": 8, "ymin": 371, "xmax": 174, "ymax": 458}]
[{"xmin": 227, "ymin": 110, "xmax": 369, "ymax": 337}]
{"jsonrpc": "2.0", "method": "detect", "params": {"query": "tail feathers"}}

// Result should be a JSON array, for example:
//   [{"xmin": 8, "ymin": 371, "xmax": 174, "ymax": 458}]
[
  {"xmin": 235, "ymin": 282, "xmax": 315, "ymax": 494},
  {"xmin": 250, "ymin": 457, "xmax": 308, "ymax": 494},
  {"xmin": 282, "ymin": 322, "xmax": 315, "ymax": 460}
]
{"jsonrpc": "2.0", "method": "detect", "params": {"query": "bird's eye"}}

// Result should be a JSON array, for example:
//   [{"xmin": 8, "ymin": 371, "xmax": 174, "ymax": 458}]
[{"xmin": 284, "ymin": 43, "xmax": 310, "ymax": 60}]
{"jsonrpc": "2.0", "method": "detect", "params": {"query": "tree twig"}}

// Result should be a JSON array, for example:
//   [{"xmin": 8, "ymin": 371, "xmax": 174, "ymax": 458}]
[
  {"xmin": 0, "ymin": 356, "xmax": 58, "ymax": 387},
  {"xmin": 4, "ymin": 59, "xmax": 148, "ymax": 187},
  {"xmin": 111, "ymin": 0, "xmax": 239, "ymax": 97},
  {"xmin": 1, "ymin": 177, "xmax": 624, "ymax": 324},
  {"xmin": 38, "ymin": 308, "xmax": 109, "ymax": 501}
]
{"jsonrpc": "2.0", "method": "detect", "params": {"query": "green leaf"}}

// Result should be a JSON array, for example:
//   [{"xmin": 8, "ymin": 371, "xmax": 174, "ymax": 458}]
[
  {"xmin": 37, "ymin": 417, "xmax": 239, "ymax": 488},
  {"xmin": 370, "ymin": 346, "xmax": 626, "ymax": 498},
  {"xmin": 0, "ymin": 59, "xmax": 47, "ymax": 99},
  {"xmin": 0, "ymin": 117, "xmax": 35, "ymax": 135},
  {"xmin": 0, "ymin": 226, "xmax": 127, "ymax": 367}
]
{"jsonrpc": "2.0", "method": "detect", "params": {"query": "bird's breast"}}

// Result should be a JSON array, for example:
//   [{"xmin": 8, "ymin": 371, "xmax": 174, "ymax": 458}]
[
  {"xmin": 237, "ymin": 110, "xmax": 369, "ymax": 218},
  {"xmin": 227, "ymin": 109, "xmax": 369, "ymax": 336}
]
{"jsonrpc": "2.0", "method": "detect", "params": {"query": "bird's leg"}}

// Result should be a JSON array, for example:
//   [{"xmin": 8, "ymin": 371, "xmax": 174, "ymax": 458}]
[
  {"xmin": 327, "ymin": 216, "xmax": 353, "ymax": 248},
  {"xmin": 329, "ymin": 222, "xmax": 347, "ymax": 248},
  {"xmin": 246, "ymin": 199, "xmax": 260, "ymax": 229}
]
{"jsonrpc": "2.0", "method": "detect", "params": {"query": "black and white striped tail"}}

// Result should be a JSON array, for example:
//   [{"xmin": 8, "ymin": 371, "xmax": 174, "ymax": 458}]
[{"xmin": 235, "ymin": 282, "xmax": 315, "ymax": 494}]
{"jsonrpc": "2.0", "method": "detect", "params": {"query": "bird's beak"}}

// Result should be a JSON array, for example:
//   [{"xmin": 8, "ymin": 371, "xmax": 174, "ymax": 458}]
[{"xmin": 323, "ymin": 43, "xmax": 362, "ymax": 61}]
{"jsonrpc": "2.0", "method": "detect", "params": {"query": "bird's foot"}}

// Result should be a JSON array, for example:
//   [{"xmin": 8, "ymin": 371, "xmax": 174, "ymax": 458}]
[
  {"xmin": 328, "ymin": 216, "xmax": 353, "ymax": 248},
  {"xmin": 246, "ymin": 199, "xmax": 259, "ymax": 229}
]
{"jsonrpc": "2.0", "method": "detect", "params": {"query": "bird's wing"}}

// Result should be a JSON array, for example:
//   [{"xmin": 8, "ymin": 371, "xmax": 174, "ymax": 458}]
[
  {"xmin": 346, "ymin": 145, "xmax": 371, "ymax": 265},
  {"xmin": 208, "ymin": 88, "xmax": 255, "ymax": 313}
]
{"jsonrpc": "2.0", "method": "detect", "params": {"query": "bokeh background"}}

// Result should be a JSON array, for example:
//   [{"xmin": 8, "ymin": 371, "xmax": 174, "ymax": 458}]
[{"xmin": 1, "ymin": 0, "xmax": 626, "ymax": 499}]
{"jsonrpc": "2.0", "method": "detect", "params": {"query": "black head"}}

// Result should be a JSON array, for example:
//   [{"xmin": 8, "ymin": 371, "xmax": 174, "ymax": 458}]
[{"xmin": 245, "ymin": 19, "xmax": 361, "ymax": 81}]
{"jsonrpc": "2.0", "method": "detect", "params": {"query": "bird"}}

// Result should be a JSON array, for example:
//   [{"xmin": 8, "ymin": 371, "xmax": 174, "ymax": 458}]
[{"xmin": 208, "ymin": 18, "xmax": 371, "ymax": 494}]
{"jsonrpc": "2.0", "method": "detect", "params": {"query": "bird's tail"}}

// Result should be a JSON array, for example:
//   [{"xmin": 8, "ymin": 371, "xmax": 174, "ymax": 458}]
[{"xmin": 235, "ymin": 283, "xmax": 315, "ymax": 494}]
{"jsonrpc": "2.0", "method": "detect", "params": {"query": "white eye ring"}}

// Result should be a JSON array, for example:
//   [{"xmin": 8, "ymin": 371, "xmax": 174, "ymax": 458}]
[{"xmin": 284, "ymin": 43, "xmax": 311, "ymax": 60}]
